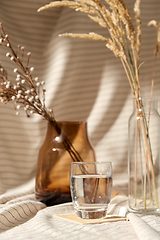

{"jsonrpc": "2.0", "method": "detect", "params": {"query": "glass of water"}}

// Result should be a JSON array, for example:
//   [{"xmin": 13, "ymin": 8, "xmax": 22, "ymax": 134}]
[{"xmin": 70, "ymin": 162, "xmax": 112, "ymax": 219}]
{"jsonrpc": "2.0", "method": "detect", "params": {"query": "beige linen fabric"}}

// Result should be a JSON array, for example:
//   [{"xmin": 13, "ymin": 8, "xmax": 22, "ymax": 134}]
[{"xmin": 0, "ymin": 0, "xmax": 160, "ymax": 239}]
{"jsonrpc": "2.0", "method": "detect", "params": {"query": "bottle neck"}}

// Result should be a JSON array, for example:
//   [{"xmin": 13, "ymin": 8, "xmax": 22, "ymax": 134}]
[{"xmin": 133, "ymin": 98, "xmax": 157, "ymax": 114}]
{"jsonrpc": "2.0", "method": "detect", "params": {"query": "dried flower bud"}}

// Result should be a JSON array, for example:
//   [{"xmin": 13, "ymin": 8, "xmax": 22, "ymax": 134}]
[
  {"xmin": 10, "ymin": 56, "xmax": 15, "ymax": 61},
  {"xmin": 35, "ymin": 77, "xmax": 38, "ymax": 81},
  {"xmin": 30, "ymin": 67, "xmax": 34, "ymax": 72},
  {"xmin": 11, "ymin": 96, "xmax": 15, "ymax": 100},
  {"xmin": 27, "ymin": 52, "xmax": 31, "ymax": 56},
  {"xmin": 21, "ymin": 79, "xmax": 25, "ymax": 84},
  {"xmin": 29, "ymin": 96, "xmax": 34, "ymax": 102},
  {"xmin": 6, "ymin": 53, "xmax": 10, "ymax": 57},
  {"xmin": 17, "ymin": 94, "xmax": 21, "ymax": 98},
  {"xmin": 14, "ymin": 68, "xmax": 18, "ymax": 73},
  {"xmin": 17, "ymin": 105, "xmax": 20, "ymax": 109},
  {"xmin": 25, "ymin": 90, "xmax": 30, "ymax": 94},
  {"xmin": 16, "ymin": 75, "xmax": 21, "ymax": 81}
]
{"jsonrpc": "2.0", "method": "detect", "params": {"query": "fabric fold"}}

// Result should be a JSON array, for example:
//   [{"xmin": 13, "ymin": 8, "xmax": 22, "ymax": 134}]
[{"xmin": 127, "ymin": 213, "xmax": 160, "ymax": 240}]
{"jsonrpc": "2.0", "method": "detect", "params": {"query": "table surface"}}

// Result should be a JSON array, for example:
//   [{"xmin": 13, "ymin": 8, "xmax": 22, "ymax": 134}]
[{"xmin": 0, "ymin": 185, "xmax": 160, "ymax": 240}]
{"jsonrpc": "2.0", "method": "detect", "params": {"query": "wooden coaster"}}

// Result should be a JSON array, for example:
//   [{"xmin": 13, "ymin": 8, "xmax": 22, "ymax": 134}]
[{"xmin": 53, "ymin": 213, "xmax": 126, "ymax": 224}]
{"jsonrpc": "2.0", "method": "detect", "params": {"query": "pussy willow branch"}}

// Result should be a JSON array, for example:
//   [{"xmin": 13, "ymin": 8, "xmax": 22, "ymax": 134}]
[{"xmin": 0, "ymin": 22, "xmax": 84, "ymax": 164}]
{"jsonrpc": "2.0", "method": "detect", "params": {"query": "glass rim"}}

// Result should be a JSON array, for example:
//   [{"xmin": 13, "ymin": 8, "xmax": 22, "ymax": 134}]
[
  {"xmin": 71, "ymin": 161, "xmax": 112, "ymax": 165},
  {"xmin": 49, "ymin": 121, "xmax": 87, "ymax": 124}
]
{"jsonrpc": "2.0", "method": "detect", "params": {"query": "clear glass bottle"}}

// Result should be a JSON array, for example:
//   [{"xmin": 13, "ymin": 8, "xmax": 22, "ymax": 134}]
[{"xmin": 128, "ymin": 98, "xmax": 160, "ymax": 213}]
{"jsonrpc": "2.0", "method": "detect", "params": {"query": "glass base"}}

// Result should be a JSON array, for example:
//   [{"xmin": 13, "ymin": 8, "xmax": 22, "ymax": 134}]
[
  {"xmin": 128, "ymin": 198, "xmax": 160, "ymax": 213},
  {"xmin": 129, "ymin": 205, "xmax": 160, "ymax": 214},
  {"xmin": 76, "ymin": 209, "xmax": 107, "ymax": 219},
  {"xmin": 129, "ymin": 199, "xmax": 160, "ymax": 213}
]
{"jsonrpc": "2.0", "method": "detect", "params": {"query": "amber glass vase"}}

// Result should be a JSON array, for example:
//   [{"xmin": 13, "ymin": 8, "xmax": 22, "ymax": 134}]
[{"xmin": 35, "ymin": 121, "xmax": 96, "ymax": 206}]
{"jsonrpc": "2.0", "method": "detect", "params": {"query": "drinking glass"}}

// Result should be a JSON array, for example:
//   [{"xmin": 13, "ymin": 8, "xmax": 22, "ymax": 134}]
[{"xmin": 70, "ymin": 162, "xmax": 112, "ymax": 219}]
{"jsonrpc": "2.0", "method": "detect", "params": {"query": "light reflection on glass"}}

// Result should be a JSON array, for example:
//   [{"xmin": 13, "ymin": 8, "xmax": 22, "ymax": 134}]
[{"xmin": 55, "ymin": 136, "xmax": 59, "ymax": 141}]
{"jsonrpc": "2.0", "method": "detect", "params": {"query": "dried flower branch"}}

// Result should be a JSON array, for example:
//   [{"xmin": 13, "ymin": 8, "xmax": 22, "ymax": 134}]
[
  {"xmin": 0, "ymin": 22, "xmax": 54, "ymax": 121},
  {"xmin": 148, "ymin": 20, "xmax": 160, "ymax": 57},
  {"xmin": 38, "ymin": 0, "xmax": 160, "ymax": 209},
  {"xmin": 134, "ymin": 0, "xmax": 141, "ymax": 58},
  {"xmin": 147, "ymin": 20, "xmax": 160, "ymax": 103},
  {"xmin": 38, "ymin": 0, "xmax": 139, "ymax": 99}
]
